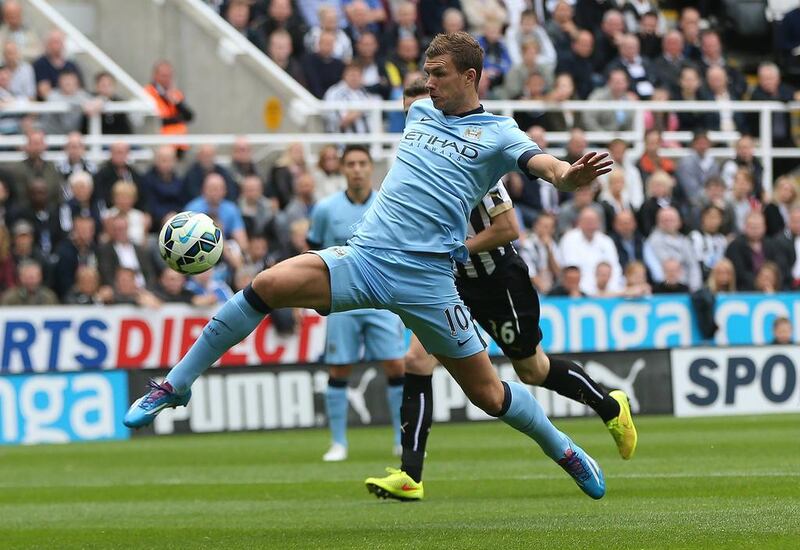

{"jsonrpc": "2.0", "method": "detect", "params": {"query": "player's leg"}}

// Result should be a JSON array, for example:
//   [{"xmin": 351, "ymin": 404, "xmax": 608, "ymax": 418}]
[
  {"xmin": 124, "ymin": 249, "xmax": 348, "ymax": 428},
  {"xmin": 363, "ymin": 310, "xmax": 407, "ymax": 453},
  {"xmin": 365, "ymin": 334, "xmax": 434, "ymax": 501}
]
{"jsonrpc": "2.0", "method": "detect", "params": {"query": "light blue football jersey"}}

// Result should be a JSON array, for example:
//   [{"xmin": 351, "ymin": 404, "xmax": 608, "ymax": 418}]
[
  {"xmin": 350, "ymin": 98, "xmax": 541, "ymax": 262},
  {"xmin": 307, "ymin": 189, "xmax": 376, "ymax": 249}
]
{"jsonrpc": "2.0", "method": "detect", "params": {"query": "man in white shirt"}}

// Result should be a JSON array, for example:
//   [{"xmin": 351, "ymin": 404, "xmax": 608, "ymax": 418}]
[
  {"xmin": 559, "ymin": 206, "xmax": 624, "ymax": 295},
  {"xmin": 323, "ymin": 63, "xmax": 378, "ymax": 133}
]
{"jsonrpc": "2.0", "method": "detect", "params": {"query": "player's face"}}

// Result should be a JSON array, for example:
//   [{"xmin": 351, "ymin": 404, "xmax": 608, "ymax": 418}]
[
  {"xmin": 342, "ymin": 150, "xmax": 372, "ymax": 190},
  {"xmin": 424, "ymin": 55, "xmax": 474, "ymax": 114}
]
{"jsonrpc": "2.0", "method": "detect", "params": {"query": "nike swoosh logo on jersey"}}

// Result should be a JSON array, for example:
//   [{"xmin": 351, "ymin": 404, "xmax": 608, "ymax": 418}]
[
  {"xmin": 457, "ymin": 336, "xmax": 474, "ymax": 347},
  {"xmin": 420, "ymin": 116, "xmax": 433, "ymax": 121},
  {"xmin": 179, "ymin": 221, "xmax": 199, "ymax": 243}
]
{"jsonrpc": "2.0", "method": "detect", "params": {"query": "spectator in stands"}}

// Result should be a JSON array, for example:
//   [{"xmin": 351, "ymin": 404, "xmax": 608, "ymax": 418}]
[
  {"xmin": 651, "ymin": 30, "xmax": 689, "ymax": 96},
  {"xmin": 675, "ymin": 131, "xmax": 719, "ymax": 208},
  {"xmin": 52, "ymin": 215, "xmax": 97, "ymax": 299},
  {"xmin": 313, "ymin": 144, "xmax": 346, "ymax": 197},
  {"xmin": 637, "ymin": 129, "xmax": 674, "ymax": 182},
  {"xmin": 267, "ymin": 142, "xmax": 306, "ymax": 209},
  {"xmin": 783, "ymin": 206, "xmax": 800, "ymax": 289},
  {"xmin": 305, "ymin": 4, "xmax": 353, "ymax": 62},
  {"xmin": 643, "ymin": 87, "xmax": 679, "ymax": 136},
  {"xmin": 754, "ymin": 261, "xmax": 783, "ymax": 293},
  {"xmin": 93, "ymin": 141, "xmax": 144, "ymax": 210},
  {"xmin": 652, "ymin": 258, "xmax": 690, "ymax": 294},
  {"xmin": 622, "ymin": 0, "xmax": 662, "ymax": 34},
  {"xmin": 592, "ymin": 10, "xmax": 625, "ymax": 74},
  {"xmin": 344, "ymin": 0, "xmax": 380, "ymax": 44},
  {"xmin": 563, "ymin": 127, "xmax": 589, "ymax": 165},
  {"xmin": 62, "ymin": 171, "xmax": 101, "ymax": 230},
  {"xmin": 611, "ymin": 209, "xmax": 647, "ymax": 271},
  {"xmin": 730, "ymin": 168, "xmax": 759, "ymax": 234},
  {"xmin": 541, "ymin": 73, "xmax": 581, "ymax": 131},
  {"xmin": 591, "ymin": 261, "xmax": 620, "ymax": 297},
  {"xmin": 225, "ymin": 0, "xmax": 261, "ymax": 44},
  {"xmin": 64, "ymin": 264, "xmax": 103, "ymax": 305},
  {"xmin": 238, "ymin": 173, "xmax": 276, "ymax": 238},
  {"xmin": 689, "ymin": 205, "xmax": 728, "ymax": 281},
  {"xmin": 502, "ymin": 39, "xmax": 544, "ymax": 100},
  {"xmin": 645, "ymin": 206, "xmax": 702, "ymax": 291},
  {"xmin": 691, "ymin": 177, "xmax": 735, "ymax": 235},
  {"xmin": 0, "ymin": 223, "xmax": 15, "ymax": 293},
  {"xmin": 599, "ymin": 169, "xmax": 635, "ymax": 220},
  {"xmin": 185, "ymin": 173, "xmax": 249, "ymax": 252},
  {"xmin": 638, "ymin": 170, "xmax": 679, "ymax": 236},
  {"xmin": 763, "ymin": 175, "xmax": 797, "ymax": 237},
  {"xmin": 183, "ymin": 144, "xmax": 238, "ymax": 201},
  {"xmin": 3, "ymin": 41, "xmax": 35, "ymax": 99},
  {"xmin": 41, "ymin": 69, "xmax": 94, "ymax": 135},
  {"xmin": 748, "ymin": 62, "xmax": 800, "ymax": 175},
  {"xmin": 583, "ymin": 69, "xmax": 635, "ymax": 132},
  {"xmin": 9, "ymin": 219, "xmax": 51, "ymax": 285},
  {"xmin": 548, "ymin": 264, "xmax": 585, "ymax": 297},
  {"xmin": 352, "ymin": 32, "xmax": 387, "ymax": 98},
  {"xmin": 557, "ymin": 184, "xmax": 605, "ymax": 236},
  {"xmin": 9, "ymin": 129, "xmax": 61, "ymax": 209},
  {"xmin": 706, "ymin": 257, "xmax": 736, "ymax": 293},
  {"xmin": 635, "ymin": 11, "xmax": 662, "ymax": 59},
  {"xmin": 555, "ymin": 30, "xmax": 597, "ymax": 100},
  {"xmin": 275, "ymin": 171, "xmax": 316, "ymax": 250},
  {"xmin": 150, "ymin": 268, "xmax": 193, "ymax": 304},
  {"xmin": 560, "ymin": 206, "xmax": 623, "ymax": 295},
  {"xmin": 254, "ymin": 0, "xmax": 307, "ymax": 57},
  {"xmin": 0, "ymin": 1, "xmax": 42, "ymax": 63},
  {"xmin": 8, "ymin": 177, "xmax": 66, "ymax": 257},
  {"xmin": 520, "ymin": 212, "xmax": 561, "ymax": 295},
  {"xmin": 606, "ymin": 34, "xmax": 656, "ymax": 99},
  {"xmin": 460, "ymin": 0, "xmax": 506, "ymax": 33},
  {"xmin": 546, "ymin": 1, "xmax": 580, "ymax": 56},
  {"xmin": 506, "ymin": 10, "xmax": 556, "ymax": 75},
  {"xmin": 107, "ymin": 266, "xmax": 159, "ymax": 307},
  {"xmin": 511, "ymin": 70, "xmax": 546, "ymax": 129},
  {"xmin": 678, "ymin": 7, "xmax": 701, "ymax": 61},
  {"xmin": 98, "ymin": 215, "xmax": 155, "ymax": 290},
  {"xmin": 266, "ymin": 29, "xmax": 307, "ymax": 86},
  {"xmin": 104, "ymin": 180, "xmax": 149, "ymax": 246},
  {"xmin": 142, "ymin": 145, "xmax": 185, "ymax": 229},
  {"xmin": 0, "ymin": 178, "xmax": 9, "ymax": 225},
  {"xmin": 230, "ymin": 136, "xmax": 259, "ymax": 189},
  {"xmin": 33, "ymin": 29, "xmax": 83, "ymax": 100},
  {"xmin": 384, "ymin": 35, "xmax": 421, "ymax": 103},
  {"xmin": 672, "ymin": 65, "xmax": 715, "ymax": 131},
  {"xmin": 144, "ymin": 60, "xmax": 194, "ymax": 145},
  {"xmin": 772, "ymin": 317, "xmax": 793, "ymax": 345},
  {"xmin": 380, "ymin": 1, "xmax": 422, "ymax": 55},
  {"xmin": 0, "ymin": 65, "xmax": 24, "ymax": 135},
  {"xmin": 323, "ymin": 63, "xmax": 378, "ymax": 133},
  {"xmin": 698, "ymin": 30, "xmax": 747, "ymax": 98},
  {"xmin": 302, "ymin": 30, "xmax": 345, "ymax": 98},
  {"xmin": 0, "ymin": 259, "xmax": 58, "ymax": 305},
  {"xmin": 720, "ymin": 135, "xmax": 764, "ymax": 198},
  {"xmin": 81, "ymin": 72, "xmax": 133, "ymax": 135},
  {"xmin": 439, "ymin": 7, "xmax": 466, "ymax": 36},
  {"xmin": 622, "ymin": 260, "xmax": 652, "ymax": 297},
  {"xmin": 477, "ymin": 18, "xmax": 512, "ymax": 90},
  {"xmin": 705, "ymin": 65, "xmax": 746, "ymax": 133},
  {"xmin": 725, "ymin": 211, "xmax": 793, "ymax": 291},
  {"xmin": 56, "ymin": 132, "xmax": 97, "ymax": 184},
  {"xmin": 186, "ymin": 267, "xmax": 234, "ymax": 306},
  {"xmin": 602, "ymin": 138, "xmax": 644, "ymax": 209}
]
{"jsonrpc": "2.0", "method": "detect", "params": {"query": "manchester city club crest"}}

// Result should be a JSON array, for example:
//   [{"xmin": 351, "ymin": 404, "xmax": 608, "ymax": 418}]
[
  {"xmin": 333, "ymin": 246, "xmax": 348, "ymax": 257},
  {"xmin": 464, "ymin": 126, "xmax": 482, "ymax": 140}
]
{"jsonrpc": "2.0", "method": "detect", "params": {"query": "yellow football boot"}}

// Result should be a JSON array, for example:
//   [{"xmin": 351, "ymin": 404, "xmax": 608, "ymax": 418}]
[
  {"xmin": 606, "ymin": 390, "xmax": 638, "ymax": 460},
  {"xmin": 365, "ymin": 467, "xmax": 424, "ymax": 501}
]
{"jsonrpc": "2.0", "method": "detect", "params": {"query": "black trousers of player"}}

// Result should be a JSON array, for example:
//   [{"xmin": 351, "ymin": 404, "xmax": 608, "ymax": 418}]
[{"xmin": 400, "ymin": 255, "xmax": 620, "ymax": 482}]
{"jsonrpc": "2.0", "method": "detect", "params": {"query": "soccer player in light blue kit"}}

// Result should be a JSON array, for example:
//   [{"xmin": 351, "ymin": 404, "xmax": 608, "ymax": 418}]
[
  {"xmin": 125, "ymin": 32, "xmax": 612, "ymax": 499},
  {"xmin": 307, "ymin": 145, "xmax": 406, "ymax": 462}
]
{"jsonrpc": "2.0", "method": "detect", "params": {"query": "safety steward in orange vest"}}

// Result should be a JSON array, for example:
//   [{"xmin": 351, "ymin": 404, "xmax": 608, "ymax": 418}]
[{"xmin": 145, "ymin": 60, "xmax": 193, "ymax": 151}]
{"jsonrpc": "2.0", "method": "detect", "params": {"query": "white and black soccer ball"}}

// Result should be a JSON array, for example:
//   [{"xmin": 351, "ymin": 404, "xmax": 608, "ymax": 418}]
[{"xmin": 158, "ymin": 211, "xmax": 224, "ymax": 274}]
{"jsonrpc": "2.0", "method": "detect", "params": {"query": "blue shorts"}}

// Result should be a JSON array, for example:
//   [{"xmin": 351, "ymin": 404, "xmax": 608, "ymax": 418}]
[
  {"xmin": 325, "ymin": 309, "xmax": 406, "ymax": 364},
  {"xmin": 311, "ymin": 244, "xmax": 486, "ymax": 359}
]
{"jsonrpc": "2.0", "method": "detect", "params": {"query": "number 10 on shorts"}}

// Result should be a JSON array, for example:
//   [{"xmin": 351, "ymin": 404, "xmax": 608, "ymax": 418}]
[{"xmin": 443, "ymin": 305, "xmax": 470, "ymax": 336}]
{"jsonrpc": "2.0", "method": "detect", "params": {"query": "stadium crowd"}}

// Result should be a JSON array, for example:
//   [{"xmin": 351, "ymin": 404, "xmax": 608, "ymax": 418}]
[{"xmin": 1, "ymin": 0, "xmax": 800, "ymax": 343}]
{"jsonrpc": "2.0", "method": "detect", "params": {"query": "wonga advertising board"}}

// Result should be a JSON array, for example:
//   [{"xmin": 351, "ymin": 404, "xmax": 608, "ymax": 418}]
[{"xmin": 671, "ymin": 346, "xmax": 800, "ymax": 417}]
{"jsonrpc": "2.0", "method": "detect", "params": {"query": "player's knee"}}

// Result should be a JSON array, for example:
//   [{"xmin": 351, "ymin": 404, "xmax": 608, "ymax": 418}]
[
  {"xmin": 251, "ymin": 269, "xmax": 278, "ymax": 305},
  {"xmin": 404, "ymin": 351, "xmax": 434, "ymax": 375},
  {"xmin": 329, "ymin": 365, "xmax": 353, "ymax": 379},
  {"xmin": 381, "ymin": 359, "xmax": 405, "ymax": 378},
  {"xmin": 469, "ymin": 385, "xmax": 505, "ymax": 416},
  {"xmin": 513, "ymin": 354, "xmax": 549, "ymax": 386}
]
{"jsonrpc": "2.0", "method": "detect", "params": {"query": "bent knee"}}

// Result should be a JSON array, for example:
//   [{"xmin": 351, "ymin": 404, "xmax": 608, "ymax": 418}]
[
  {"xmin": 404, "ymin": 351, "xmax": 435, "ymax": 375},
  {"xmin": 469, "ymin": 385, "xmax": 506, "ymax": 416},
  {"xmin": 513, "ymin": 355, "xmax": 549, "ymax": 386}
]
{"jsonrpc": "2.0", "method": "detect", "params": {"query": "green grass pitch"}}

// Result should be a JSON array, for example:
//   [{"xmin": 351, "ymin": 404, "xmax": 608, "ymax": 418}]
[{"xmin": 1, "ymin": 414, "xmax": 798, "ymax": 549}]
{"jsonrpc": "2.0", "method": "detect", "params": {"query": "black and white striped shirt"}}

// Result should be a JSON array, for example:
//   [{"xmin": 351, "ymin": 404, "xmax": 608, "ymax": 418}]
[{"xmin": 455, "ymin": 181, "xmax": 516, "ymax": 279}]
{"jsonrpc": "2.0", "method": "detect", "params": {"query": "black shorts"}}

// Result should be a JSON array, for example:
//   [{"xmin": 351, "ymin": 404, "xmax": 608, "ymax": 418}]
[{"xmin": 455, "ymin": 255, "xmax": 542, "ymax": 359}]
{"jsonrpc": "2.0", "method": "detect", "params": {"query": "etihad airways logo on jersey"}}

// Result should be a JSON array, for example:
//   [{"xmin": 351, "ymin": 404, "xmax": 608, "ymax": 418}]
[{"xmin": 402, "ymin": 130, "xmax": 479, "ymax": 160}]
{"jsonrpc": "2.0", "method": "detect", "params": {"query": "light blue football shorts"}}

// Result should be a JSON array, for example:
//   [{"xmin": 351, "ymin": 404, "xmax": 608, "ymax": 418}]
[
  {"xmin": 311, "ymin": 244, "xmax": 486, "ymax": 359},
  {"xmin": 324, "ymin": 309, "xmax": 406, "ymax": 364}
]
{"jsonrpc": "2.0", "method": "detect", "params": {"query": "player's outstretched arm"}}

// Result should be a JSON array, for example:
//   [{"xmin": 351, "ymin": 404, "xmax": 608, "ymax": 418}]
[{"xmin": 527, "ymin": 152, "xmax": 613, "ymax": 193}]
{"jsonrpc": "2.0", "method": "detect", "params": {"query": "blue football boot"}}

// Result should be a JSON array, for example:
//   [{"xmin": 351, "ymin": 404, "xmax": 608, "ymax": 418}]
[
  {"xmin": 557, "ymin": 442, "xmax": 606, "ymax": 499},
  {"xmin": 123, "ymin": 380, "xmax": 191, "ymax": 428}
]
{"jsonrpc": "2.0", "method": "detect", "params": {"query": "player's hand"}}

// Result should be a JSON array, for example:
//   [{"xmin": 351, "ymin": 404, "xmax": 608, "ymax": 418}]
[{"xmin": 556, "ymin": 152, "xmax": 613, "ymax": 192}]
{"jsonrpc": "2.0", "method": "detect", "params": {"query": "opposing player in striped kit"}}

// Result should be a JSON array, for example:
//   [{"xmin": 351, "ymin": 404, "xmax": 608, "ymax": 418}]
[{"xmin": 364, "ymin": 81, "xmax": 638, "ymax": 502}]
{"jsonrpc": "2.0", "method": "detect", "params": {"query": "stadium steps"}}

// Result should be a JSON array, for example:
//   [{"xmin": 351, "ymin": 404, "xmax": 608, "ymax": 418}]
[{"xmin": 49, "ymin": 0, "xmax": 320, "ymax": 134}]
